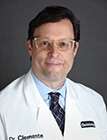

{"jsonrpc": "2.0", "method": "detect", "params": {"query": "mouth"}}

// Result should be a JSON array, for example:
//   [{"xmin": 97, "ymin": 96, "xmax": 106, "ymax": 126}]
[
  {"xmin": 44, "ymin": 58, "xmax": 64, "ymax": 68},
  {"xmin": 45, "ymin": 61, "xmax": 62, "ymax": 66}
]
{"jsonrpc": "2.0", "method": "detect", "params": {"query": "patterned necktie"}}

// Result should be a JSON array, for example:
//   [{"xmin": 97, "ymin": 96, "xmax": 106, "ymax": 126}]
[{"xmin": 49, "ymin": 92, "xmax": 65, "ymax": 135}]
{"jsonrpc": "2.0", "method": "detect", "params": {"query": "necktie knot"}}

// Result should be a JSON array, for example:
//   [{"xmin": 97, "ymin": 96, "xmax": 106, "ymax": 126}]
[{"xmin": 49, "ymin": 92, "xmax": 60, "ymax": 104}]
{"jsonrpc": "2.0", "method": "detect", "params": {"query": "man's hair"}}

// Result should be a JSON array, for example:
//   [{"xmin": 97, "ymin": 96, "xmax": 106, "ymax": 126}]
[{"xmin": 27, "ymin": 6, "xmax": 80, "ymax": 42}]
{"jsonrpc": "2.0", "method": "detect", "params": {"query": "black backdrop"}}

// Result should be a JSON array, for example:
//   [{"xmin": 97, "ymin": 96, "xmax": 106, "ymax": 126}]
[{"xmin": 0, "ymin": 0, "xmax": 107, "ymax": 105}]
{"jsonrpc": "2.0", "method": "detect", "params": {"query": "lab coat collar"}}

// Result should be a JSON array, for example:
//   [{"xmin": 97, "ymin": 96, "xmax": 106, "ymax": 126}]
[
  {"xmin": 23, "ymin": 70, "xmax": 41, "ymax": 107},
  {"xmin": 66, "ymin": 78, "xmax": 79, "ymax": 101}
]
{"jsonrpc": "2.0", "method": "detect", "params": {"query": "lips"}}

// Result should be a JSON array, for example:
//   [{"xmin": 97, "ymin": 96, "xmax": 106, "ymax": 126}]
[
  {"xmin": 44, "ymin": 58, "xmax": 64, "ymax": 68},
  {"xmin": 45, "ymin": 61, "xmax": 62, "ymax": 66}
]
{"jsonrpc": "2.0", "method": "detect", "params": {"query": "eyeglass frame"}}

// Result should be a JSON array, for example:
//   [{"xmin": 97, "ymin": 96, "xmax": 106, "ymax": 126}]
[{"xmin": 33, "ymin": 37, "xmax": 76, "ymax": 51}]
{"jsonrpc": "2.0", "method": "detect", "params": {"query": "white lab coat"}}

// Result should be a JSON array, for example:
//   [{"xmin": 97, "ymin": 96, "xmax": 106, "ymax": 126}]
[{"xmin": 0, "ymin": 70, "xmax": 107, "ymax": 140}]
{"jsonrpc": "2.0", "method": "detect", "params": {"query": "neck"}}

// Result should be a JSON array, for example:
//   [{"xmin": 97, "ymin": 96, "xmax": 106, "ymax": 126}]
[
  {"xmin": 34, "ymin": 74, "xmax": 66, "ymax": 90},
  {"xmin": 41, "ymin": 78, "xmax": 66, "ymax": 90}
]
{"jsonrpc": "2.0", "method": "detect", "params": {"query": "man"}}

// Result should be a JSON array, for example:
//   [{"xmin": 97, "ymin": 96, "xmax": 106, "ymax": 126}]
[{"xmin": 0, "ymin": 6, "xmax": 107, "ymax": 140}]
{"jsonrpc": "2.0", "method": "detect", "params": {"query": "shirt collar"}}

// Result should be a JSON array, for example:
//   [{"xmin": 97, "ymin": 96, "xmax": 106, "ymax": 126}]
[{"xmin": 31, "ymin": 69, "xmax": 66, "ymax": 100}]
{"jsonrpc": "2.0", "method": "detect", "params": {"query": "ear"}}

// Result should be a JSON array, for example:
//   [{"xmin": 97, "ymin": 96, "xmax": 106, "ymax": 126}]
[
  {"xmin": 74, "ymin": 42, "xmax": 79, "ymax": 57},
  {"xmin": 27, "ymin": 40, "xmax": 32, "ymax": 56}
]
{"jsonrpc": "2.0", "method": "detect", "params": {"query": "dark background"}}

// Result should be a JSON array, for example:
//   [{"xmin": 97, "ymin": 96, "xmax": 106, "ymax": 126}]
[{"xmin": 0, "ymin": 0, "xmax": 107, "ymax": 105}]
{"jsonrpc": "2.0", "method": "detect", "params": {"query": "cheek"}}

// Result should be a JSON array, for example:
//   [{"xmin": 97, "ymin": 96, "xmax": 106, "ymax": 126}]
[
  {"xmin": 64, "ymin": 53, "xmax": 74, "ymax": 70},
  {"xmin": 31, "ymin": 49, "xmax": 40, "ymax": 65},
  {"xmin": 32, "ymin": 50, "xmax": 46, "ymax": 66}
]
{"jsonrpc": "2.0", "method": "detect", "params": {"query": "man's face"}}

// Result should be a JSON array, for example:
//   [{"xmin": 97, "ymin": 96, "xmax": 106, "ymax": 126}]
[{"xmin": 27, "ymin": 19, "xmax": 79, "ymax": 88}]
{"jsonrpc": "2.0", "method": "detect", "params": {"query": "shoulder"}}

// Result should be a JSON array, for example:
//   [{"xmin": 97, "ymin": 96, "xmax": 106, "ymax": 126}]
[
  {"xmin": 0, "ymin": 75, "xmax": 25, "ymax": 96},
  {"xmin": 0, "ymin": 70, "xmax": 31, "ymax": 107},
  {"xmin": 67, "ymin": 78, "xmax": 104, "ymax": 105}
]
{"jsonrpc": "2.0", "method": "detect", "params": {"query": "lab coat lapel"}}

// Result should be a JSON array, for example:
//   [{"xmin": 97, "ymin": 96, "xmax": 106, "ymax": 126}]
[
  {"xmin": 37, "ymin": 97, "xmax": 62, "ymax": 139},
  {"xmin": 64, "ymin": 80, "xmax": 101, "ymax": 140},
  {"xmin": 64, "ymin": 82, "xmax": 83, "ymax": 139},
  {"xmin": 24, "ymin": 70, "xmax": 62, "ymax": 139}
]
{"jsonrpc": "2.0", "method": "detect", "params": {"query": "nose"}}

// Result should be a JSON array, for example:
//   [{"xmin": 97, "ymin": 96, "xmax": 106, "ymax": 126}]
[{"xmin": 48, "ymin": 41, "xmax": 60, "ymax": 57}]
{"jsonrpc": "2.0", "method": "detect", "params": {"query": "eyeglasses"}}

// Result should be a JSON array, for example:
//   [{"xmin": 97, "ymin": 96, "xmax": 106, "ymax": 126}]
[{"xmin": 33, "ymin": 38, "xmax": 76, "ymax": 51}]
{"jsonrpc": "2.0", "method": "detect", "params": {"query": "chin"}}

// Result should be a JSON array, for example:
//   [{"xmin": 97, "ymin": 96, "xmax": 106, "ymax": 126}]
[{"xmin": 46, "ymin": 73, "xmax": 66, "ymax": 82}]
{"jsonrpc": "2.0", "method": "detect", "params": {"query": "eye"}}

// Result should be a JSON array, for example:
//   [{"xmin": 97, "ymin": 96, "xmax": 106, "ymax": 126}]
[
  {"xmin": 40, "ymin": 40, "xmax": 49, "ymax": 46},
  {"xmin": 59, "ymin": 41, "xmax": 69, "ymax": 47}
]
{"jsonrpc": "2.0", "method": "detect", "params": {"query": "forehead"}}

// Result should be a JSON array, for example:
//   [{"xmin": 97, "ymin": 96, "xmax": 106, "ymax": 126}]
[{"xmin": 33, "ymin": 19, "xmax": 74, "ymax": 39}]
